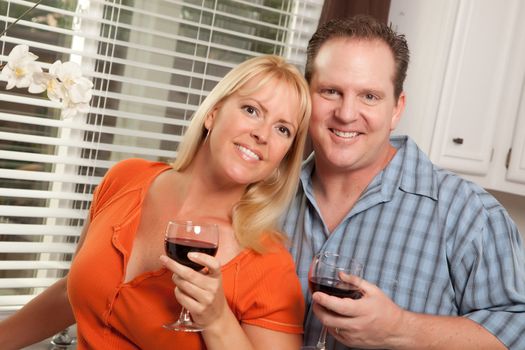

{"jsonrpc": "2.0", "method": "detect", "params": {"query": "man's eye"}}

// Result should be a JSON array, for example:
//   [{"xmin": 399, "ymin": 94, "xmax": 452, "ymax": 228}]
[
  {"xmin": 362, "ymin": 93, "xmax": 379, "ymax": 105},
  {"xmin": 322, "ymin": 89, "xmax": 338, "ymax": 95},
  {"xmin": 320, "ymin": 88, "xmax": 341, "ymax": 100}
]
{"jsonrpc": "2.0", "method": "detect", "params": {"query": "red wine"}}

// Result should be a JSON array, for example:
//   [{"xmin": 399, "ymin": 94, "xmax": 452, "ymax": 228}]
[
  {"xmin": 165, "ymin": 238, "xmax": 218, "ymax": 271},
  {"xmin": 309, "ymin": 277, "xmax": 363, "ymax": 299}
]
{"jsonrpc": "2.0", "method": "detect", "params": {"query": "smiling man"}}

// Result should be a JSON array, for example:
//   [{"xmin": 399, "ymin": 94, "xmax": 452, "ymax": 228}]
[{"xmin": 281, "ymin": 15, "xmax": 525, "ymax": 350}]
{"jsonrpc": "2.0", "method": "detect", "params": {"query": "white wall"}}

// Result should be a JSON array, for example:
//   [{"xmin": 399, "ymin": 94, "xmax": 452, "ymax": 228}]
[
  {"xmin": 389, "ymin": 0, "xmax": 525, "ymax": 240},
  {"xmin": 489, "ymin": 190, "xmax": 525, "ymax": 239}
]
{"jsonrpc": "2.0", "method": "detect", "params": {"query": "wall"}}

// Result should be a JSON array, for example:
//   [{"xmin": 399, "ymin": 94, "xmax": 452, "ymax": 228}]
[
  {"xmin": 489, "ymin": 190, "xmax": 525, "ymax": 239},
  {"xmin": 388, "ymin": 0, "xmax": 525, "ymax": 239}
]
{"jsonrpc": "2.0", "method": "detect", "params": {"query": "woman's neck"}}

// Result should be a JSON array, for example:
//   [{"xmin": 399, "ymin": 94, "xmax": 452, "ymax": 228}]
[{"xmin": 174, "ymin": 153, "xmax": 246, "ymax": 221}]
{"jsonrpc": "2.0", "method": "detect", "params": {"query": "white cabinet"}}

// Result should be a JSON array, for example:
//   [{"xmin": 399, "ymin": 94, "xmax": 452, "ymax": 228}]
[
  {"xmin": 506, "ymin": 85, "xmax": 525, "ymax": 186},
  {"xmin": 390, "ymin": 0, "xmax": 525, "ymax": 196}
]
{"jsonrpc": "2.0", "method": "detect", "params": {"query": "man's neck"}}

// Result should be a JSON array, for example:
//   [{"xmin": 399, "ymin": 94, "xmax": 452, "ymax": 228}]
[{"xmin": 311, "ymin": 145, "xmax": 397, "ymax": 232}]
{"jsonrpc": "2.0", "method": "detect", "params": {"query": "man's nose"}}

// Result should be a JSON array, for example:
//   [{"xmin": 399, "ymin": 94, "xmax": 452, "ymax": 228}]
[{"xmin": 335, "ymin": 97, "xmax": 357, "ymax": 122}]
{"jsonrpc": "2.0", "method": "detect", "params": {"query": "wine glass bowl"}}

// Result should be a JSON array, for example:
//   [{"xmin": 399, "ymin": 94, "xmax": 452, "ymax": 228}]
[
  {"xmin": 164, "ymin": 225, "xmax": 219, "ymax": 271},
  {"xmin": 163, "ymin": 220, "xmax": 219, "ymax": 332},
  {"xmin": 308, "ymin": 252, "xmax": 364, "ymax": 350},
  {"xmin": 308, "ymin": 252, "xmax": 364, "ymax": 300}
]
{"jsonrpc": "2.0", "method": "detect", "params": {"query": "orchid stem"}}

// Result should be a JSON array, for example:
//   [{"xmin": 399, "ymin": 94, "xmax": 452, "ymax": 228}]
[{"xmin": 0, "ymin": 0, "xmax": 45, "ymax": 38}]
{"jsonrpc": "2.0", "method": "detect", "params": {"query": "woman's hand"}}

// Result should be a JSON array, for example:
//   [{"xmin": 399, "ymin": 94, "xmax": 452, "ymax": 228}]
[{"xmin": 160, "ymin": 253, "xmax": 226, "ymax": 329}]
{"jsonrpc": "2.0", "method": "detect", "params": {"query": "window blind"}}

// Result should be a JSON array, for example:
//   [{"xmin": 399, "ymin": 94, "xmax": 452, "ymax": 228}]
[{"xmin": 0, "ymin": 0, "xmax": 323, "ymax": 311}]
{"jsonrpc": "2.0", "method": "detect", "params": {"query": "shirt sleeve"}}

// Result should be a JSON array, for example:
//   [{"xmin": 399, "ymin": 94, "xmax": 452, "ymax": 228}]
[
  {"xmin": 452, "ymin": 198, "xmax": 525, "ymax": 349},
  {"xmin": 234, "ymin": 246, "xmax": 305, "ymax": 334}
]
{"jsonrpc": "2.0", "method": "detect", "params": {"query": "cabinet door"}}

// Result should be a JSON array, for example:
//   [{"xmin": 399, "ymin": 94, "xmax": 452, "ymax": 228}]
[
  {"xmin": 429, "ymin": 0, "xmax": 521, "ymax": 175},
  {"xmin": 507, "ymin": 82, "xmax": 525, "ymax": 185}
]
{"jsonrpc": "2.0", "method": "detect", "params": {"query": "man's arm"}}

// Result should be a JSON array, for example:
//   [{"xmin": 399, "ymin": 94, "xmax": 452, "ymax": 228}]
[{"xmin": 392, "ymin": 310, "xmax": 505, "ymax": 350}]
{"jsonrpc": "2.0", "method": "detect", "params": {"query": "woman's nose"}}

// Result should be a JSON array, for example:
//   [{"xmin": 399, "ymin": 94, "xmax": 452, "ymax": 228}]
[{"xmin": 250, "ymin": 126, "xmax": 269, "ymax": 144}]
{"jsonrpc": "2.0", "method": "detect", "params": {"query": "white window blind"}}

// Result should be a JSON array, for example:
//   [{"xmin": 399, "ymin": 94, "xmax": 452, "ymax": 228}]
[{"xmin": 0, "ymin": 0, "xmax": 323, "ymax": 311}]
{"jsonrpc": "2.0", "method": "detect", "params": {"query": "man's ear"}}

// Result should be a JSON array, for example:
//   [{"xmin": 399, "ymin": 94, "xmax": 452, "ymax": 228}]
[{"xmin": 390, "ymin": 92, "xmax": 406, "ymax": 131}]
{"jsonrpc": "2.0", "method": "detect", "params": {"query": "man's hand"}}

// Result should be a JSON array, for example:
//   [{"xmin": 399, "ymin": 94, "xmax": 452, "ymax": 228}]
[{"xmin": 312, "ymin": 274, "xmax": 406, "ymax": 349}]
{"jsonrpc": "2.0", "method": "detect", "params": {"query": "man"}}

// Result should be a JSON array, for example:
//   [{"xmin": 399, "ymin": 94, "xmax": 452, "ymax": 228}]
[{"xmin": 281, "ymin": 15, "xmax": 525, "ymax": 349}]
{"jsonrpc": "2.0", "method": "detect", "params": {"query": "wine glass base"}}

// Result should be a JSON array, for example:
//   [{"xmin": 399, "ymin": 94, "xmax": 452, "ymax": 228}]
[{"xmin": 163, "ymin": 322, "xmax": 203, "ymax": 332}]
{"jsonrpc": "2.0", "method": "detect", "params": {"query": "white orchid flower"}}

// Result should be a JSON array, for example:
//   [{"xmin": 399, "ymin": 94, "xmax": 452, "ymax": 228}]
[
  {"xmin": 1, "ymin": 45, "xmax": 93, "ymax": 118},
  {"xmin": 37, "ymin": 61, "xmax": 66, "ymax": 101},
  {"xmin": 0, "ymin": 44, "xmax": 43, "ymax": 90},
  {"xmin": 55, "ymin": 61, "xmax": 90, "ymax": 89},
  {"xmin": 50, "ymin": 61, "xmax": 94, "ymax": 118},
  {"xmin": 30, "ymin": 70, "xmax": 59, "ymax": 96}
]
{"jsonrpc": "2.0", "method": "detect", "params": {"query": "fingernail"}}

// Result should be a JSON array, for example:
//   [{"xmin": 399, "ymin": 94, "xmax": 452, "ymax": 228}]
[
  {"xmin": 188, "ymin": 252, "xmax": 198, "ymax": 259},
  {"xmin": 159, "ymin": 255, "xmax": 169, "ymax": 264}
]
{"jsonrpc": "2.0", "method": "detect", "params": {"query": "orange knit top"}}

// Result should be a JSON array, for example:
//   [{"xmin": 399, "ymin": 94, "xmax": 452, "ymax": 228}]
[{"xmin": 67, "ymin": 159, "xmax": 305, "ymax": 349}]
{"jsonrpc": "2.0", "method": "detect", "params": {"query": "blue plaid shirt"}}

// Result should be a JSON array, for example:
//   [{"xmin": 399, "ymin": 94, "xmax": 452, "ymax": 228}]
[{"xmin": 281, "ymin": 136, "xmax": 525, "ymax": 349}]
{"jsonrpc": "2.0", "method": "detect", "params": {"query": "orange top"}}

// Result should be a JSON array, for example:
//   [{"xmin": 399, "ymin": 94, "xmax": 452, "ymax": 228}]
[{"xmin": 67, "ymin": 158, "xmax": 305, "ymax": 349}]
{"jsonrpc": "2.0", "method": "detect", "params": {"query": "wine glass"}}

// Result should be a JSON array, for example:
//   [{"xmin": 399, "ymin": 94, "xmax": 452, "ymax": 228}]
[
  {"xmin": 163, "ymin": 220, "xmax": 219, "ymax": 332},
  {"xmin": 308, "ymin": 252, "xmax": 364, "ymax": 350}
]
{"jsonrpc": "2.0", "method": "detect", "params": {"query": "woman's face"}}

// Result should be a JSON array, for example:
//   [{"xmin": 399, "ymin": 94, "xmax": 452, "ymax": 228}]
[{"xmin": 204, "ymin": 76, "xmax": 301, "ymax": 186}]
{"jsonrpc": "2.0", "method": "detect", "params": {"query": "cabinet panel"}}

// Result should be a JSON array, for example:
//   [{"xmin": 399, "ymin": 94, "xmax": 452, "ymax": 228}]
[
  {"xmin": 429, "ymin": 0, "xmax": 520, "ymax": 175},
  {"xmin": 507, "ymin": 80, "xmax": 525, "ymax": 185}
]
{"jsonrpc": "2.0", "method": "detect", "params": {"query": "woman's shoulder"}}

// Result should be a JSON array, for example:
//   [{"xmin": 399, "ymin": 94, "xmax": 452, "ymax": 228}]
[
  {"xmin": 91, "ymin": 158, "xmax": 171, "ymax": 210},
  {"xmin": 108, "ymin": 158, "xmax": 170, "ymax": 176},
  {"xmin": 101, "ymin": 158, "xmax": 171, "ymax": 187},
  {"xmin": 238, "ymin": 236, "xmax": 296, "ymax": 273}
]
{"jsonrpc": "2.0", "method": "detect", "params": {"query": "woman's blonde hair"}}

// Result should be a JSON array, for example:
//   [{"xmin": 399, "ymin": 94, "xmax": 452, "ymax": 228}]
[{"xmin": 172, "ymin": 55, "xmax": 311, "ymax": 252}]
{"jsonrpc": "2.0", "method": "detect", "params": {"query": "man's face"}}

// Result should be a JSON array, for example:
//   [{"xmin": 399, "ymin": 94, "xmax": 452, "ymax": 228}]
[{"xmin": 308, "ymin": 38, "xmax": 405, "ymax": 175}]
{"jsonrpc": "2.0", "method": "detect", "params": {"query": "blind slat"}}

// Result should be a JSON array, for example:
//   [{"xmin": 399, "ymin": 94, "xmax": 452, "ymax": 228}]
[
  {"xmin": 0, "ymin": 206, "xmax": 88, "ymax": 219},
  {"xmin": 0, "ymin": 169, "xmax": 101, "ymax": 185},
  {"xmin": 0, "ymin": 224, "xmax": 81, "ymax": 236},
  {"xmin": 0, "ymin": 278, "xmax": 60, "ymax": 289},
  {"xmin": 0, "ymin": 150, "xmax": 115, "ymax": 170},
  {"xmin": 0, "ymin": 295, "xmax": 35, "ymax": 308},
  {"xmin": 0, "ymin": 188, "xmax": 92, "ymax": 201},
  {"xmin": 0, "ymin": 261, "xmax": 71, "ymax": 270},
  {"xmin": 0, "ymin": 131, "xmax": 179, "ymax": 158},
  {"xmin": 0, "ymin": 113, "xmax": 186, "ymax": 142},
  {"xmin": 0, "ymin": 242, "xmax": 77, "ymax": 254}
]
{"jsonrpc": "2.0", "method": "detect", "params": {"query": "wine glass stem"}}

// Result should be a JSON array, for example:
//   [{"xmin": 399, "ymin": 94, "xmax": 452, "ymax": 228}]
[
  {"xmin": 316, "ymin": 325, "xmax": 328, "ymax": 350},
  {"xmin": 178, "ymin": 307, "xmax": 193, "ymax": 326}
]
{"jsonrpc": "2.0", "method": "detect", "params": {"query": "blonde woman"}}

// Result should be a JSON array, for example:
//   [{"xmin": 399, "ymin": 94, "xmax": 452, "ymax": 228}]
[{"xmin": 0, "ymin": 55, "xmax": 311, "ymax": 350}]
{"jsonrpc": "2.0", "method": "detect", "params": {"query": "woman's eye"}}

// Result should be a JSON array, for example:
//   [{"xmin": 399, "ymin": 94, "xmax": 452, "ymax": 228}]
[
  {"xmin": 277, "ymin": 125, "xmax": 291, "ymax": 137},
  {"xmin": 243, "ymin": 105, "xmax": 259, "ymax": 117}
]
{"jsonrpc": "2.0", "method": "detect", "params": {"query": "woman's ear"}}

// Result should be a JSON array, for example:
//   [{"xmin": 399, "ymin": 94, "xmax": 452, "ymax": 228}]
[{"xmin": 204, "ymin": 105, "xmax": 219, "ymax": 130}]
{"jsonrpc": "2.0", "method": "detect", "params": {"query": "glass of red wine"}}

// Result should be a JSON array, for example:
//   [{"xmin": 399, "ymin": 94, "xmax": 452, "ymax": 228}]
[
  {"xmin": 308, "ymin": 252, "xmax": 364, "ymax": 350},
  {"xmin": 163, "ymin": 220, "xmax": 219, "ymax": 332}
]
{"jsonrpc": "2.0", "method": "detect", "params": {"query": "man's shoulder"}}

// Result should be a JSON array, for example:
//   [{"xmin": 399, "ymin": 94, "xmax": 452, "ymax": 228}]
[{"xmin": 393, "ymin": 135, "xmax": 500, "ymax": 210}]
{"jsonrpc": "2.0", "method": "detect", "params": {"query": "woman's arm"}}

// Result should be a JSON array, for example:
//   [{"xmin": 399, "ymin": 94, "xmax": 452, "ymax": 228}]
[
  {"xmin": 202, "ymin": 311, "xmax": 302, "ymax": 350},
  {"xmin": 0, "ymin": 277, "xmax": 75, "ymax": 350},
  {"xmin": 0, "ymin": 218, "xmax": 91, "ymax": 350}
]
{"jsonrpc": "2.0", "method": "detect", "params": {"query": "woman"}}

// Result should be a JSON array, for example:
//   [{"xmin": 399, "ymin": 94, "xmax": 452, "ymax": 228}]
[{"xmin": 0, "ymin": 55, "xmax": 311, "ymax": 349}]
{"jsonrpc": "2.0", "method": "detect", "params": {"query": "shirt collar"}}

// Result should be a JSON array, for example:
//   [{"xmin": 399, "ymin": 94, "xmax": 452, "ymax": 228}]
[
  {"xmin": 299, "ymin": 135, "xmax": 438, "ymax": 203},
  {"xmin": 389, "ymin": 135, "xmax": 438, "ymax": 201}
]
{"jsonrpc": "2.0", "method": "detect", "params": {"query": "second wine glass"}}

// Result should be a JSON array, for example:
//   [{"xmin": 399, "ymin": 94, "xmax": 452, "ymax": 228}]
[
  {"xmin": 308, "ymin": 252, "xmax": 364, "ymax": 350},
  {"xmin": 163, "ymin": 220, "xmax": 219, "ymax": 332}
]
